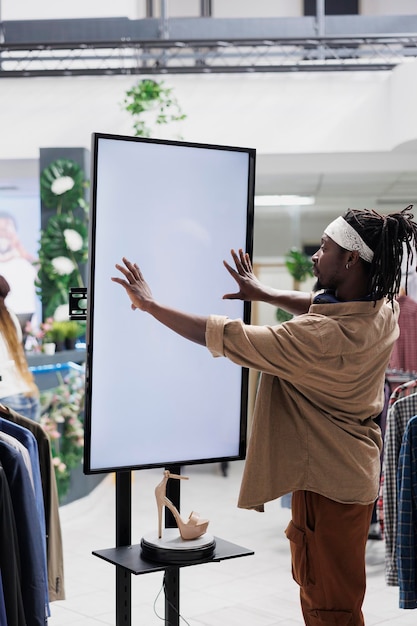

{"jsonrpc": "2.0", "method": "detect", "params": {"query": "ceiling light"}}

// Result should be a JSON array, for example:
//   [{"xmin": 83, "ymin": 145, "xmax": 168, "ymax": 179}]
[{"xmin": 255, "ymin": 194, "xmax": 315, "ymax": 207}]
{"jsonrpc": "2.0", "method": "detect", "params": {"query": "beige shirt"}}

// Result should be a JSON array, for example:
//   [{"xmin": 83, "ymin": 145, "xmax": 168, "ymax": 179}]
[{"xmin": 206, "ymin": 298, "xmax": 399, "ymax": 510}]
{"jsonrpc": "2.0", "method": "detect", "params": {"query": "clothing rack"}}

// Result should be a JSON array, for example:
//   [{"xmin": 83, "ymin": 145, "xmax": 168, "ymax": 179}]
[
  {"xmin": 385, "ymin": 368, "xmax": 417, "ymax": 392},
  {"xmin": 0, "ymin": 404, "xmax": 64, "ymax": 625},
  {"xmin": 381, "ymin": 373, "xmax": 417, "ymax": 609}
]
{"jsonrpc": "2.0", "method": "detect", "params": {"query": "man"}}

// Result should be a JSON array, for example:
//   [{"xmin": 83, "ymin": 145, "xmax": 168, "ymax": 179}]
[{"xmin": 112, "ymin": 206, "xmax": 417, "ymax": 625}]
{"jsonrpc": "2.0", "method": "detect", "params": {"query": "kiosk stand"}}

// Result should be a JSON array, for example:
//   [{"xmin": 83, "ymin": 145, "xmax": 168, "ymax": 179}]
[
  {"xmin": 86, "ymin": 133, "xmax": 256, "ymax": 625},
  {"xmin": 93, "ymin": 466, "xmax": 254, "ymax": 626}
]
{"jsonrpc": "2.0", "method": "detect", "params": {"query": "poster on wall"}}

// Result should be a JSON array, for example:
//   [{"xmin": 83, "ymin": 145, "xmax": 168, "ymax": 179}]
[
  {"xmin": 0, "ymin": 198, "xmax": 40, "ymax": 329},
  {"xmin": 84, "ymin": 132, "xmax": 255, "ymax": 473}
]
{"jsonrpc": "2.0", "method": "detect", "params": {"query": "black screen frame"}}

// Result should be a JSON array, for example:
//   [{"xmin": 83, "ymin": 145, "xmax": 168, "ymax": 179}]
[{"xmin": 84, "ymin": 132, "xmax": 255, "ymax": 474}]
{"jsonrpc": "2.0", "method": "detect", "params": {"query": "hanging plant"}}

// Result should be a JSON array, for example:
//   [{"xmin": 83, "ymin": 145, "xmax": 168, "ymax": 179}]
[
  {"xmin": 37, "ymin": 159, "xmax": 89, "ymax": 319},
  {"xmin": 122, "ymin": 78, "xmax": 187, "ymax": 138}
]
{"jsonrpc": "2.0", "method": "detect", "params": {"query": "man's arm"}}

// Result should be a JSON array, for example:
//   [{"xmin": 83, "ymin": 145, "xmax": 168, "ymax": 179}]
[
  {"xmin": 111, "ymin": 257, "xmax": 208, "ymax": 346},
  {"xmin": 111, "ymin": 251, "xmax": 312, "ymax": 345}
]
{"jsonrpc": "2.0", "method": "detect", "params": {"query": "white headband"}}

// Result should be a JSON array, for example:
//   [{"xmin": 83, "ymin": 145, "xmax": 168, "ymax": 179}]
[{"xmin": 324, "ymin": 216, "xmax": 374, "ymax": 263}]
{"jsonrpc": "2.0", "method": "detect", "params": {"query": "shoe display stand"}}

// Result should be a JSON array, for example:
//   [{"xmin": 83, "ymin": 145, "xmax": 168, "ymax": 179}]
[
  {"xmin": 140, "ymin": 528, "xmax": 216, "ymax": 563},
  {"xmin": 93, "ymin": 468, "xmax": 254, "ymax": 626}
]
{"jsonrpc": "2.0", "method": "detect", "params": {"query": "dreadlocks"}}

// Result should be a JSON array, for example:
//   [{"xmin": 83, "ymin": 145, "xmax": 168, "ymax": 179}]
[{"xmin": 344, "ymin": 205, "xmax": 417, "ymax": 303}]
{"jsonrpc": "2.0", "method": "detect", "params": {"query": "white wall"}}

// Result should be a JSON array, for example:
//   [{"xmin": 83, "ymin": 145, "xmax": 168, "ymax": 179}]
[
  {"xmin": 2, "ymin": 61, "xmax": 417, "ymax": 160},
  {"xmin": 3, "ymin": 0, "xmax": 417, "ymax": 21},
  {"xmin": 212, "ymin": 0, "xmax": 303, "ymax": 18},
  {"xmin": 361, "ymin": 0, "xmax": 417, "ymax": 16}
]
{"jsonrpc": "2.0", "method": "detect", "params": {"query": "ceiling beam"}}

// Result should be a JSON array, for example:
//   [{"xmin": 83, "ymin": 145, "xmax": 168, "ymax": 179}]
[{"xmin": 1, "ymin": 15, "xmax": 417, "ymax": 76}]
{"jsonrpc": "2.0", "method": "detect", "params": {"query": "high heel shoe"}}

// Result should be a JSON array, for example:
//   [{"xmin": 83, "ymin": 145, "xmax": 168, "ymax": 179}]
[{"xmin": 155, "ymin": 470, "xmax": 209, "ymax": 541}]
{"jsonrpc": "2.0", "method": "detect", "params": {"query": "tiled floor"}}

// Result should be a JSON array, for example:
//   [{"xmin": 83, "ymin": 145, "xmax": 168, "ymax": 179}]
[{"xmin": 47, "ymin": 460, "xmax": 415, "ymax": 625}]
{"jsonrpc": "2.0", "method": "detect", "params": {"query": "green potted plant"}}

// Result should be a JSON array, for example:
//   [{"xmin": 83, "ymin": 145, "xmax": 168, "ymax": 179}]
[
  {"xmin": 276, "ymin": 248, "xmax": 314, "ymax": 323},
  {"xmin": 276, "ymin": 308, "xmax": 293, "ymax": 324},
  {"xmin": 63, "ymin": 320, "xmax": 84, "ymax": 349},
  {"xmin": 44, "ymin": 321, "xmax": 67, "ymax": 351},
  {"xmin": 284, "ymin": 248, "xmax": 314, "ymax": 290}
]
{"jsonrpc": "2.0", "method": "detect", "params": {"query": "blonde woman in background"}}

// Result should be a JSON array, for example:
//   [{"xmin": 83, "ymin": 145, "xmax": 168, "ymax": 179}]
[{"xmin": 0, "ymin": 275, "xmax": 40, "ymax": 421}]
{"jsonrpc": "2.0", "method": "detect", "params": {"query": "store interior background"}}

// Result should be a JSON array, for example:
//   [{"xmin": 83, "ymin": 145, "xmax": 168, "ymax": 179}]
[
  {"xmin": 0, "ymin": 2, "xmax": 417, "ymax": 624},
  {"xmin": 1, "ymin": 0, "xmax": 417, "ymax": 327}
]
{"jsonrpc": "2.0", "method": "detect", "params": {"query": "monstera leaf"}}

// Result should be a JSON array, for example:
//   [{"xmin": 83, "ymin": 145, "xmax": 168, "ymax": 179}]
[{"xmin": 36, "ymin": 208, "xmax": 88, "ymax": 318}]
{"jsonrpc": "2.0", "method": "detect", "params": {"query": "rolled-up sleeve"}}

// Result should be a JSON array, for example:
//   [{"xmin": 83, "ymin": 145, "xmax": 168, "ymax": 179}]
[
  {"xmin": 206, "ymin": 315, "xmax": 228, "ymax": 357},
  {"xmin": 206, "ymin": 313, "xmax": 325, "ymax": 381}
]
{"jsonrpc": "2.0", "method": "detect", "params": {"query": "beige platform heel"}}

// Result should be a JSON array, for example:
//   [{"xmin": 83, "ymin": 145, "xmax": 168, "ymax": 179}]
[{"xmin": 155, "ymin": 470, "xmax": 209, "ymax": 541}]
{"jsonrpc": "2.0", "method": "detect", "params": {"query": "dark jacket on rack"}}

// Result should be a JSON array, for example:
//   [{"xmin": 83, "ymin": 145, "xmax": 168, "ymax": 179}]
[
  {"xmin": 0, "ymin": 404, "xmax": 65, "ymax": 602},
  {"xmin": 397, "ymin": 415, "xmax": 417, "ymax": 609},
  {"xmin": 0, "ymin": 439, "xmax": 47, "ymax": 624},
  {"xmin": 0, "ymin": 465, "xmax": 26, "ymax": 625}
]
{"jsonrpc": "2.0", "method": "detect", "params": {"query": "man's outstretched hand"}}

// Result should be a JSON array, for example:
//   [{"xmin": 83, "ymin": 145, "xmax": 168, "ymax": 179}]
[
  {"xmin": 111, "ymin": 257, "xmax": 154, "ymax": 312},
  {"xmin": 223, "ymin": 249, "xmax": 264, "ymax": 302}
]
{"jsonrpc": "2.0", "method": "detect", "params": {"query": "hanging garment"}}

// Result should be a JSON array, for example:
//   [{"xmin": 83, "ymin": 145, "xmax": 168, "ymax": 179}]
[
  {"xmin": 383, "ymin": 392, "xmax": 417, "ymax": 585},
  {"xmin": 0, "ymin": 439, "xmax": 47, "ymax": 625},
  {"xmin": 369, "ymin": 380, "xmax": 392, "ymax": 539},
  {"xmin": 0, "ymin": 572, "xmax": 10, "ymax": 626},
  {"xmin": 0, "ymin": 464, "xmax": 26, "ymax": 625},
  {"xmin": 397, "ymin": 415, "xmax": 417, "ymax": 609},
  {"xmin": 386, "ymin": 375, "xmax": 417, "ymax": 403},
  {"xmin": 0, "ymin": 418, "xmax": 50, "ymax": 617},
  {"xmin": 379, "ymin": 376, "xmax": 417, "ymax": 535},
  {"xmin": 0, "ymin": 404, "xmax": 65, "ymax": 601},
  {"xmin": 0, "ymin": 429, "xmax": 34, "ymax": 487},
  {"xmin": 389, "ymin": 295, "xmax": 417, "ymax": 374}
]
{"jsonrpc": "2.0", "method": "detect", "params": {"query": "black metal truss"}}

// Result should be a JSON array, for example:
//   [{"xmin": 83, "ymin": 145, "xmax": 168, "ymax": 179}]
[{"xmin": 1, "ymin": 16, "xmax": 417, "ymax": 77}]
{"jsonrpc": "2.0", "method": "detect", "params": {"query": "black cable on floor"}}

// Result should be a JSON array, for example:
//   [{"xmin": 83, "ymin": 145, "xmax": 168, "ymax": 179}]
[{"xmin": 152, "ymin": 573, "xmax": 191, "ymax": 625}]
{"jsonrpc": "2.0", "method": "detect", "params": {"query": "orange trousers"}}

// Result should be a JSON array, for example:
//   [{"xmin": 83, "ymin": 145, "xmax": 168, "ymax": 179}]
[{"xmin": 285, "ymin": 490, "xmax": 374, "ymax": 626}]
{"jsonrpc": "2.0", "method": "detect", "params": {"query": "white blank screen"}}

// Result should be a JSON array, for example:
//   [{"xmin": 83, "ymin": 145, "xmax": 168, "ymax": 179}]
[{"xmin": 85, "ymin": 134, "xmax": 254, "ymax": 473}]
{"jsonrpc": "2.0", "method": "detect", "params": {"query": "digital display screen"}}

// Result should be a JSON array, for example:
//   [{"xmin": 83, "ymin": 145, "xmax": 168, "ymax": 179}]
[{"xmin": 84, "ymin": 133, "xmax": 255, "ymax": 473}]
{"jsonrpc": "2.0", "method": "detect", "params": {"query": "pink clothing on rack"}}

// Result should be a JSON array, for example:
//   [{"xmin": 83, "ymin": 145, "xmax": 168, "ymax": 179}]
[{"xmin": 389, "ymin": 295, "xmax": 417, "ymax": 373}]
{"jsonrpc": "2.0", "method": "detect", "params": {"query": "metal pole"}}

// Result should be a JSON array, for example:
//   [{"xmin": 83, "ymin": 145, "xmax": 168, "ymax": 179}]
[
  {"xmin": 160, "ymin": 0, "xmax": 169, "ymax": 39},
  {"xmin": 115, "ymin": 471, "xmax": 132, "ymax": 626},
  {"xmin": 316, "ymin": 0, "xmax": 325, "ymax": 60},
  {"xmin": 316, "ymin": 0, "xmax": 325, "ymax": 36},
  {"xmin": 200, "ymin": 0, "xmax": 212, "ymax": 17},
  {"xmin": 164, "ymin": 465, "xmax": 181, "ymax": 625},
  {"xmin": 0, "ymin": 0, "xmax": 4, "ymax": 71}
]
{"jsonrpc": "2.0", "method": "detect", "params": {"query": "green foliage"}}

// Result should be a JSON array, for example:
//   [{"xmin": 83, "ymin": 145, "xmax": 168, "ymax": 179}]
[
  {"xmin": 276, "ymin": 308, "xmax": 293, "ymax": 323},
  {"xmin": 122, "ymin": 79, "xmax": 187, "ymax": 137},
  {"xmin": 37, "ymin": 159, "xmax": 89, "ymax": 318},
  {"xmin": 40, "ymin": 370, "xmax": 85, "ymax": 501},
  {"xmin": 44, "ymin": 321, "xmax": 66, "ymax": 343},
  {"xmin": 64, "ymin": 320, "xmax": 85, "ymax": 340},
  {"xmin": 284, "ymin": 248, "xmax": 314, "ymax": 283},
  {"xmin": 43, "ymin": 320, "xmax": 83, "ymax": 343},
  {"xmin": 40, "ymin": 158, "xmax": 87, "ymax": 214}
]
